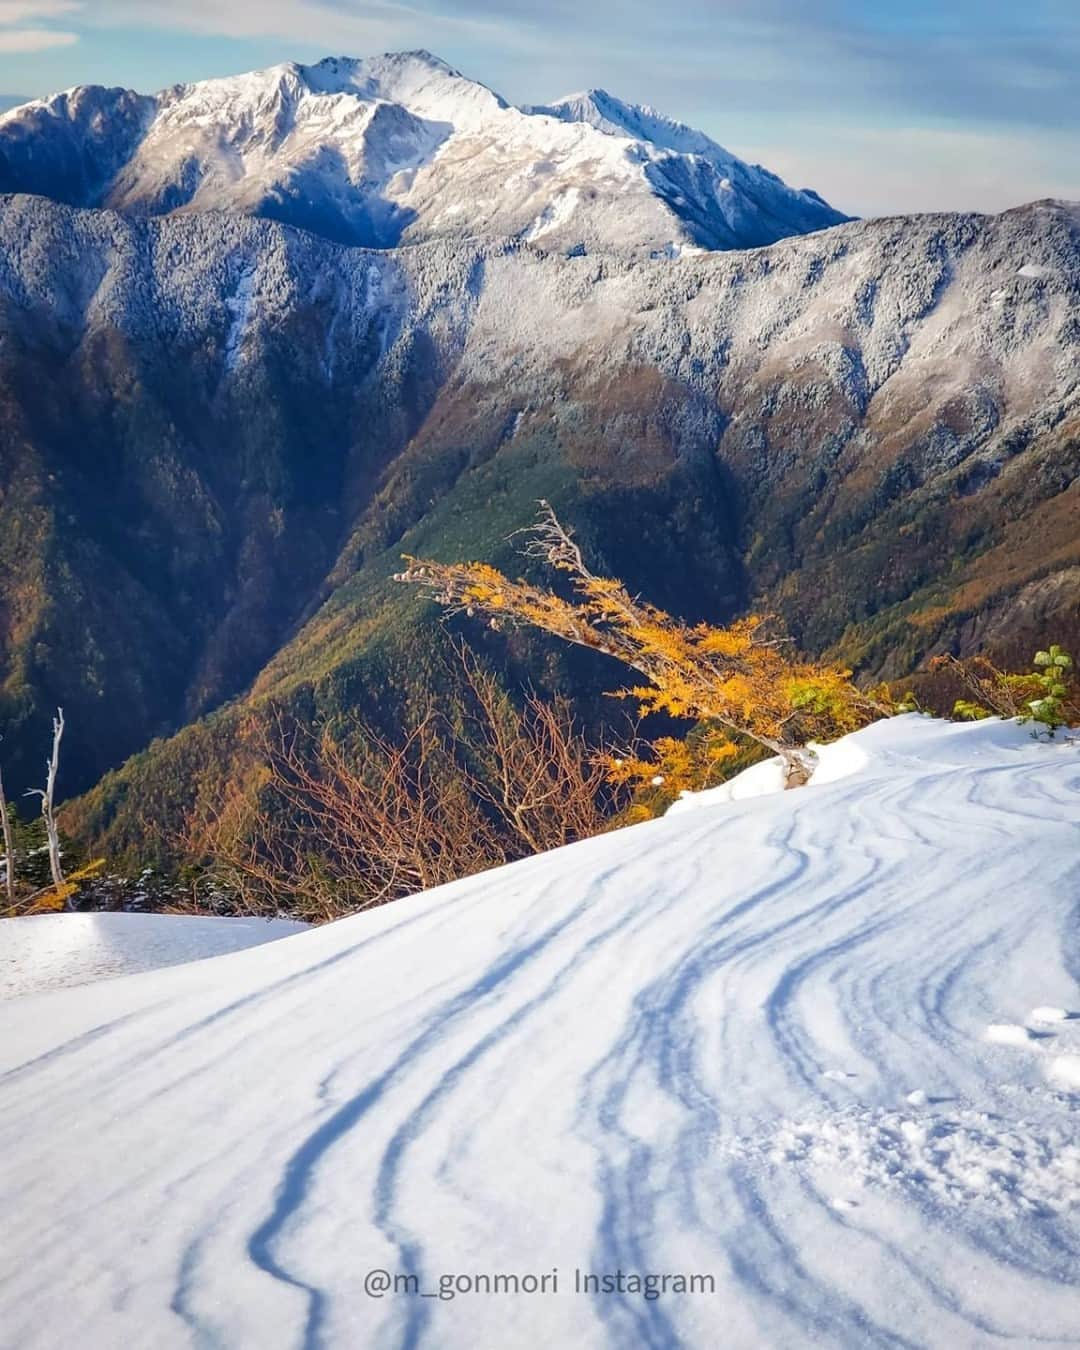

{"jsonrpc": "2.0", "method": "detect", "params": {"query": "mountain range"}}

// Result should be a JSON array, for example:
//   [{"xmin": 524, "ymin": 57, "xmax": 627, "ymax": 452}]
[
  {"xmin": 0, "ymin": 51, "xmax": 845, "ymax": 255},
  {"xmin": 0, "ymin": 52, "xmax": 1076, "ymax": 851}
]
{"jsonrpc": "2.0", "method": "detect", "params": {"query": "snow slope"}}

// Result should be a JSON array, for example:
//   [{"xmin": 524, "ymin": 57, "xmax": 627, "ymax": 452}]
[
  {"xmin": 1, "ymin": 716, "xmax": 1078, "ymax": 1348},
  {"xmin": 0, "ymin": 912, "xmax": 308, "ymax": 1000},
  {"xmin": 0, "ymin": 51, "xmax": 846, "ymax": 254}
]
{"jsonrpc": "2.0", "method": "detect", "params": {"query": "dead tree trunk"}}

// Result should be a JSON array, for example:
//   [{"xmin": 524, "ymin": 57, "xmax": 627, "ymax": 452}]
[
  {"xmin": 27, "ymin": 708, "xmax": 65, "ymax": 900},
  {"xmin": 43, "ymin": 709, "xmax": 64, "ymax": 893}
]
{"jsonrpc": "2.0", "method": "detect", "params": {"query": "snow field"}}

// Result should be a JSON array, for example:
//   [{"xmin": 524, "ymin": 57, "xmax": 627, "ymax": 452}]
[{"xmin": 0, "ymin": 716, "xmax": 1078, "ymax": 1347}]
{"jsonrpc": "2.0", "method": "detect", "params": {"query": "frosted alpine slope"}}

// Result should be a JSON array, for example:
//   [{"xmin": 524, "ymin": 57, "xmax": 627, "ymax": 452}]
[
  {"xmin": 0, "ymin": 50, "xmax": 847, "ymax": 253},
  {"xmin": 1, "ymin": 716, "xmax": 1078, "ymax": 1347},
  {"xmin": 529, "ymin": 87, "xmax": 841, "ymax": 252}
]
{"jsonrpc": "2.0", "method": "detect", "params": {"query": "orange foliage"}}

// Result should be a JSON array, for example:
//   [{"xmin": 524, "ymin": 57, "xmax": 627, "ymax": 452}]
[{"xmin": 397, "ymin": 503, "xmax": 879, "ymax": 787}]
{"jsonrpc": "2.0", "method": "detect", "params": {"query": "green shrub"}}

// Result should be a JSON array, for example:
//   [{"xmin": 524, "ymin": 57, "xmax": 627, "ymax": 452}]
[{"xmin": 1028, "ymin": 645, "xmax": 1074, "ymax": 734}]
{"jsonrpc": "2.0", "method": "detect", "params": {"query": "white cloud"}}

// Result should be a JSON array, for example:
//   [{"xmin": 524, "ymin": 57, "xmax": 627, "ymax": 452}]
[
  {"xmin": 0, "ymin": 26, "xmax": 77, "ymax": 49},
  {"xmin": 0, "ymin": 25, "xmax": 76, "ymax": 49},
  {"xmin": 0, "ymin": 0, "xmax": 79, "ymax": 51},
  {"xmin": 0, "ymin": 0, "xmax": 79, "ymax": 19}
]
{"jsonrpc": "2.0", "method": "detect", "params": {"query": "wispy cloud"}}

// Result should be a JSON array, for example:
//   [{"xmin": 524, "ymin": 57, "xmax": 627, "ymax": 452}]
[
  {"xmin": 0, "ymin": 0, "xmax": 79, "ymax": 18},
  {"xmin": 0, "ymin": 28, "xmax": 76, "ymax": 48},
  {"xmin": 0, "ymin": 0, "xmax": 79, "ymax": 51},
  {"xmin": 84, "ymin": 0, "xmax": 518, "ymax": 49}
]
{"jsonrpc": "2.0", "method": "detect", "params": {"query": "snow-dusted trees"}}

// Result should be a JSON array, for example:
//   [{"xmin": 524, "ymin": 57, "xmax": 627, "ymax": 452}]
[{"xmin": 397, "ymin": 504, "xmax": 877, "ymax": 788}]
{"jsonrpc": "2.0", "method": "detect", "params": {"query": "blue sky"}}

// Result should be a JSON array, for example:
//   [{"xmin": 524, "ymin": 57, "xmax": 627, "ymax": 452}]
[{"xmin": 0, "ymin": 0, "xmax": 1077, "ymax": 216}]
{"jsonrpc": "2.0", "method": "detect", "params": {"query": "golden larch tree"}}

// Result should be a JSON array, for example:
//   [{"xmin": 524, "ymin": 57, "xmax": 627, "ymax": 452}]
[{"xmin": 396, "ymin": 504, "xmax": 877, "ymax": 788}]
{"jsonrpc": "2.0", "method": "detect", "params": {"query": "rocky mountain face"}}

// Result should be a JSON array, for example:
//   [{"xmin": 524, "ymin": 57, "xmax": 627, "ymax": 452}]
[
  {"xmin": 1, "ymin": 189, "xmax": 1077, "ymax": 818},
  {"xmin": 0, "ymin": 51, "xmax": 846, "ymax": 255},
  {"xmin": 0, "ymin": 52, "xmax": 1076, "ymax": 837}
]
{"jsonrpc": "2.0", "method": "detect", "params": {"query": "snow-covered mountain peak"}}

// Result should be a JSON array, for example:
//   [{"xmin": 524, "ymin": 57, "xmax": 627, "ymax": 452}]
[
  {"xmin": 293, "ymin": 49, "xmax": 508, "ymax": 132},
  {"xmin": 0, "ymin": 51, "xmax": 848, "ymax": 253},
  {"xmin": 532, "ymin": 87, "xmax": 828, "ymax": 199},
  {"xmin": 530, "ymin": 87, "xmax": 724, "ymax": 158}
]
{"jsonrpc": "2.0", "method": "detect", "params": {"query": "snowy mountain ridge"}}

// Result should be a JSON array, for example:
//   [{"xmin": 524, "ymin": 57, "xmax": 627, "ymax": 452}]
[
  {"xmin": 0, "ymin": 49, "xmax": 847, "ymax": 253},
  {"xmin": 527, "ymin": 85, "xmax": 815, "ymax": 195},
  {"xmin": 2, "ymin": 716, "xmax": 1079, "ymax": 1346}
]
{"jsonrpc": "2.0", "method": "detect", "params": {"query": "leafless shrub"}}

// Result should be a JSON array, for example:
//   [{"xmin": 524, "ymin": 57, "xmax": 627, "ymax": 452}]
[{"xmin": 177, "ymin": 649, "xmax": 620, "ymax": 922}]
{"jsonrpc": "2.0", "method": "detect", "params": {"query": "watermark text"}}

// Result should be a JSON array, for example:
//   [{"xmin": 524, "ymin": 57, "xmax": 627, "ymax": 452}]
[{"xmin": 363, "ymin": 1267, "xmax": 715, "ymax": 1301}]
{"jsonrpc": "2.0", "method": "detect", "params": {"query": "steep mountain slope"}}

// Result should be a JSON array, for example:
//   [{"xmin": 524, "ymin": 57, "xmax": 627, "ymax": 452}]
[
  {"xmin": 528, "ymin": 87, "xmax": 840, "ymax": 250},
  {"xmin": 0, "ymin": 51, "xmax": 846, "ymax": 255},
  {"xmin": 3, "ymin": 718, "xmax": 1080, "ymax": 1346},
  {"xmin": 2, "ymin": 190, "xmax": 1076, "ymax": 814}
]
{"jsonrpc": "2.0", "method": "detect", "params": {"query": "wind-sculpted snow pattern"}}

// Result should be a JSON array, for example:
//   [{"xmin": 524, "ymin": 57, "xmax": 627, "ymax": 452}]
[{"xmin": 1, "ymin": 717, "xmax": 1079, "ymax": 1348}]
